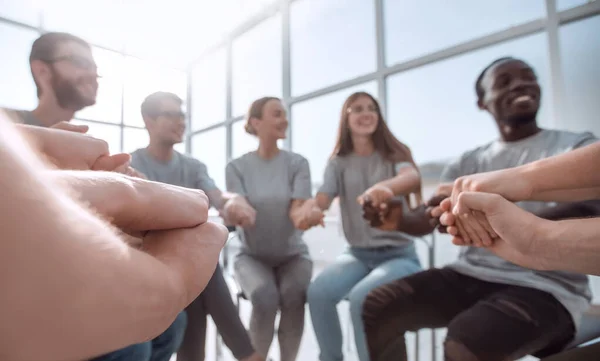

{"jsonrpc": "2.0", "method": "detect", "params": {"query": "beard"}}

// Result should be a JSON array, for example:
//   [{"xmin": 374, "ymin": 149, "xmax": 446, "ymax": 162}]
[
  {"xmin": 50, "ymin": 68, "xmax": 97, "ymax": 111},
  {"xmin": 502, "ymin": 108, "xmax": 538, "ymax": 127}
]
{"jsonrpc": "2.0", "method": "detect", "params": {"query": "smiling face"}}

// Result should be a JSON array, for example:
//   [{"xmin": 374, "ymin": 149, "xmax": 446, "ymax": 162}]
[
  {"xmin": 250, "ymin": 98, "xmax": 288, "ymax": 140},
  {"xmin": 478, "ymin": 59, "xmax": 541, "ymax": 126},
  {"xmin": 346, "ymin": 95, "xmax": 380, "ymax": 137},
  {"xmin": 144, "ymin": 95, "xmax": 186, "ymax": 146}
]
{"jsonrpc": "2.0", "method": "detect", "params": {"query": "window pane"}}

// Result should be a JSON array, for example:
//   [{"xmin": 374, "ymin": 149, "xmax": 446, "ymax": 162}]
[
  {"xmin": 383, "ymin": 0, "xmax": 546, "ymax": 66},
  {"xmin": 291, "ymin": 82, "xmax": 378, "ymax": 185},
  {"xmin": 291, "ymin": 0, "xmax": 376, "ymax": 96},
  {"xmin": 557, "ymin": 0, "xmax": 593, "ymax": 11},
  {"xmin": 71, "ymin": 119, "xmax": 122, "ymax": 154},
  {"xmin": 192, "ymin": 127, "xmax": 227, "ymax": 190},
  {"xmin": 122, "ymin": 127, "xmax": 150, "ymax": 154},
  {"xmin": 559, "ymin": 15, "xmax": 600, "ymax": 136},
  {"xmin": 76, "ymin": 47, "xmax": 123, "ymax": 123},
  {"xmin": 0, "ymin": 0, "xmax": 42, "ymax": 26},
  {"xmin": 232, "ymin": 14, "xmax": 282, "ymax": 116},
  {"xmin": 386, "ymin": 33, "xmax": 551, "ymax": 165},
  {"xmin": 191, "ymin": 48, "xmax": 226, "ymax": 130},
  {"xmin": 232, "ymin": 120, "xmax": 284, "ymax": 159},
  {"xmin": 43, "ymin": 0, "xmax": 125, "ymax": 50},
  {"xmin": 123, "ymin": 57, "xmax": 187, "ymax": 128},
  {"xmin": 0, "ymin": 24, "xmax": 38, "ymax": 111},
  {"xmin": 174, "ymin": 141, "xmax": 186, "ymax": 154}
]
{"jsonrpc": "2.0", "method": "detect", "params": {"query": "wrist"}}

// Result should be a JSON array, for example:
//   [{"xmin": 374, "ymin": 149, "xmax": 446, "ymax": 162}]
[{"xmin": 531, "ymin": 217, "xmax": 559, "ymax": 271}]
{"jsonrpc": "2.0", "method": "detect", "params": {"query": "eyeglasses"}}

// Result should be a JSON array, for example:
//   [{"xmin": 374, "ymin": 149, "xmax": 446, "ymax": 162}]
[
  {"xmin": 347, "ymin": 105, "xmax": 378, "ymax": 114},
  {"xmin": 44, "ymin": 55, "xmax": 101, "ymax": 77}
]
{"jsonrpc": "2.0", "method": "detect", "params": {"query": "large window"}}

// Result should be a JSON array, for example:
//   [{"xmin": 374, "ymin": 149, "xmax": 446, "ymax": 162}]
[
  {"xmin": 76, "ymin": 47, "xmax": 123, "ymax": 123},
  {"xmin": 43, "ymin": 0, "xmax": 125, "ymax": 50},
  {"xmin": 386, "ymin": 33, "xmax": 551, "ymax": 165},
  {"xmin": 191, "ymin": 127, "xmax": 227, "ymax": 190},
  {"xmin": 232, "ymin": 120, "xmax": 258, "ymax": 159},
  {"xmin": 232, "ymin": 14, "xmax": 283, "ymax": 116},
  {"xmin": 383, "ymin": 0, "xmax": 546, "ymax": 66},
  {"xmin": 0, "ymin": 0, "xmax": 42, "ymax": 26},
  {"xmin": 0, "ymin": 24, "xmax": 38, "ymax": 111},
  {"xmin": 557, "ymin": 0, "xmax": 594, "ymax": 11},
  {"xmin": 291, "ymin": 82, "xmax": 378, "ymax": 184},
  {"xmin": 558, "ymin": 15, "xmax": 600, "ymax": 136},
  {"xmin": 123, "ymin": 57, "xmax": 187, "ymax": 128},
  {"xmin": 290, "ymin": 0, "xmax": 377, "ymax": 96},
  {"xmin": 122, "ymin": 127, "xmax": 150, "ymax": 154},
  {"xmin": 191, "ymin": 48, "xmax": 227, "ymax": 130}
]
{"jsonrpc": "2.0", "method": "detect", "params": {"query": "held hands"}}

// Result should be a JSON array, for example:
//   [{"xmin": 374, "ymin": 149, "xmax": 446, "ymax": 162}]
[
  {"xmin": 224, "ymin": 196, "xmax": 257, "ymax": 228},
  {"xmin": 294, "ymin": 199, "xmax": 325, "ymax": 231}
]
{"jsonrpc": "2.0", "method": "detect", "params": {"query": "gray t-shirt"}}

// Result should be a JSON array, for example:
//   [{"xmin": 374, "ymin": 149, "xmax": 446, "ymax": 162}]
[
  {"xmin": 226, "ymin": 150, "xmax": 312, "ymax": 264},
  {"xmin": 130, "ymin": 148, "xmax": 218, "ymax": 202},
  {"xmin": 318, "ymin": 151, "xmax": 415, "ymax": 248},
  {"xmin": 441, "ymin": 129, "xmax": 597, "ymax": 328},
  {"xmin": 5, "ymin": 109, "xmax": 43, "ymax": 126}
]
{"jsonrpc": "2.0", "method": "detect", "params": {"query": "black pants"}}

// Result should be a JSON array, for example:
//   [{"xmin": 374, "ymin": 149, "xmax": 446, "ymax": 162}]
[
  {"xmin": 177, "ymin": 265, "xmax": 254, "ymax": 361},
  {"xmin": 362, "ymin": 268, "xmax": 575, "ymax": 361}
]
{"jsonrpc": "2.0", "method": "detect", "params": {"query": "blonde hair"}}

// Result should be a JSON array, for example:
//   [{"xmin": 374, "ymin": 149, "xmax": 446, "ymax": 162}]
[{"xmin": 244, "ymin": 96, "xmax": 280, "ymax": 135}]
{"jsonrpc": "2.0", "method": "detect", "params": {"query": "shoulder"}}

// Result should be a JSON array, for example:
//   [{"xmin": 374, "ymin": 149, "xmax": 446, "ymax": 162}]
[
  {"xmin": 129, "ymin": 148, "xmax": 146, "ymax": 164},
  {"xmin": 227, "ymin": 152, "xmax": 254, "ymax": 169},
  {"xmin": 1, "ymin": 108, "xmax": 27, "ymax": 124},
  {"xmin": 548, "ymin": 129, "xmax": 598, "ymax": 148},
  {"xmin": 178, "ymin": 151, "xmax": 208, "ymax": 169},
  {"xmin": 441, "ymin": 142, "xmax": 493, "ymax": 180},
  {"xmin": 282, "ymin": 150, "xmax": 309, "ymax": 167}
]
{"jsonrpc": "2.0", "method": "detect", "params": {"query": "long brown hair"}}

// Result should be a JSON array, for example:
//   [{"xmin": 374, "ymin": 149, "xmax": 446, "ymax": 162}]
[{"xmin": 332, "ymin": 92, "xmax": 423, "ymax": 205}]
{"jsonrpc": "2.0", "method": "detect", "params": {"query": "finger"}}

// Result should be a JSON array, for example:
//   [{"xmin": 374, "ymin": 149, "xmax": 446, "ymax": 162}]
[
  {"xmin": 455, "ymin": 191, "xmax": 502, "ymax": 214},
  {"xmin": 439, "ymin": 198, "xmax": 452, "ymax": 212},
  {"xmin": 472, "ymin": 210, "xmax": 498, "ymax": 243},
  {"xmin": 447, "ymin": 225, "xmax": 458, "ymax": 236},
  {"xmin": 92, "ymin": 153, "xmax": 131, "ymax": 171},
  {"xmin": 461, "ymin": 211, "xmax": 492, "ymax": 247},
  {"xmin": 452, "ymin": 236, "xmax": 468, "ymax": 246},
  {"xmin": 430, "ymin": 205, "xmax": 445, "ymax": 218},
  {"xmin": 439, "ymin": 211, "xmax": 455, "ymax": 227},
  {"xmin": 454, "ymin": 218, "xmax": 472, "ymax": 245}
]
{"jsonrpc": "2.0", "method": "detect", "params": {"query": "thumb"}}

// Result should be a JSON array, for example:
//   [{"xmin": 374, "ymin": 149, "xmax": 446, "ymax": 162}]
[
  {"xmin": 454, "ymin": 191, "xmax": 503, "ymax": 215},
  {"xmin": 92, "ymin": 153, "xmax": 131, "ymax": 171}
]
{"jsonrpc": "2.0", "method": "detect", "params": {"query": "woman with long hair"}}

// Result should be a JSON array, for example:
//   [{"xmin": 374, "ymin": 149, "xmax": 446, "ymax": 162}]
[
  {"xmin": 307, "ymin": 92, "xmax": 423, "ymax": 361},
  {"xmin": 225, "ymin": 97, "xmax": 324, "ymax": 361}
]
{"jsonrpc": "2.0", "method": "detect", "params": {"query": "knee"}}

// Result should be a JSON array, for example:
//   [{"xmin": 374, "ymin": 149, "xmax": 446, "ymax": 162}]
[
  {"xmin": 443, "ymin": 337, "xmax": 481, "ymax": 361},
  {"xmin": 307, "ymin": 276, "xmax": 336, "ymax": 306},
  {"xmin": 280, "ymin": 283, "xmax": 309, "ymax": 310},
  {"xmin": 249, "ymin": 284, "xmax": 280, "ymax": 315},
  {"xmin": 360, "ymin": 280, "xmax": 413, "ymax": 331}
]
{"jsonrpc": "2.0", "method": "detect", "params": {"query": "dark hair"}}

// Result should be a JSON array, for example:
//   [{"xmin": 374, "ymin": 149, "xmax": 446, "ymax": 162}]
[
  {"xmin": 474, "ymin": 57, "xmax": 516, "ymax": 101},
  {"xmin": 332, "ymin": 92, "xmax": 422, "ymax": 205},
  {"xmin": 141, "ymin": 91, "xmax": 183, "ymax": 118},
  {"xmin": 245, "ymin": 96, "xmax": 281, "ymax": 135},
  {"xmin": 29, "ymin": 32, "xmax": 90, "ymax": 97}
]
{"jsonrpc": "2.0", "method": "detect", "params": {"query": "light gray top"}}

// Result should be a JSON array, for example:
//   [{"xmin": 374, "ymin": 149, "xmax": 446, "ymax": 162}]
[
  {"xmin": 441, "ymin": 129, "xmax": 597, "ymax": 329},
  {"xmin": 8, "ymin": 109, "xmax": 43, "ymax": 126},
  {"xmin": 130, "ymin": 148, "xmax": 218, "ymax": 203},
  {"xmin": 318, "ymin": 151, "xmax": 415, "ymax": 249},
  {"xmin": 226, "ymin": 150, "xmax": 312, "ymax": 264}
]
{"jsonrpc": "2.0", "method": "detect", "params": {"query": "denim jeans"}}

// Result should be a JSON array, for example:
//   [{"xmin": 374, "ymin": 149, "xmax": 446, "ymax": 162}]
[
  {"xmin": 307, "ymin": 244, "xmax": 422, "ymax": 361},
  {"xmin": 92, "ymin": 311, "xmax": 188, "ymax": 361}
]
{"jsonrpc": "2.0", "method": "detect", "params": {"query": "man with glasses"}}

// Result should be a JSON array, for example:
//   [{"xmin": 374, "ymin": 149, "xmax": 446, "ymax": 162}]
[{"xmin": 130, "ymin": 91, "xmax": 264, "ymax": 361}]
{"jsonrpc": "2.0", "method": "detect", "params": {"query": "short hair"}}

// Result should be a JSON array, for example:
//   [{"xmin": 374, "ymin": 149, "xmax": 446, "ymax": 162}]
[
  {"xmin": 141, "ymin": 91, "xmax": 183, "ymax": 118},
  {"xmin": 30, "ymin": 32, "xmax": 90, "ymax": 97},
  {"xmin": 244, "ymin": 96, "xmax": 280, "ymax": 135},
  {"xmin": 474, "ymin": 57, "xmax": 517, "ymax": 101}
]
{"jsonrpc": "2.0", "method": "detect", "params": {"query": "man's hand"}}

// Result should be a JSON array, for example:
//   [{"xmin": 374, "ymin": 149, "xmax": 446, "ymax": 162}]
[
  {"xmin": 358, "ymin": 184, "xmax": 394, "ymax": 208},
  {"xmin": 450, "ymin": 169, "xmax": 534, "ymax": 206},
  {"xmin": 363, "ymin": 198, "xmax": 404, "ymax": 231},
  {"xmin": 425, "ymin": 182, "xmax": 454, "ymax": 233},
  {"xmin": 444, "ymin": 192, "xmax": 547, "ymax": 270},
  {"xmin": 50, "ymin": 121, "xmax": 89, "ymax": 133},
  {"xmin": 224, "ymin": 196, "xmax": 257, "ymax": 228},
  {"xmin": 19, "ymin": 125, "xmax": 130, "ymax": 171},
  {"xmin": 50, "ymin": 170, "xmax": 210, "ymax": 233}
]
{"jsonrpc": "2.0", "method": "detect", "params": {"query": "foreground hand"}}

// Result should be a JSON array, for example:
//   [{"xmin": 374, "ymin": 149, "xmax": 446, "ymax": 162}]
[
  {"xmin": 50, "ymin": 121, "xmax": 89, "ymax": 133},
  {"xmin": 51, "ymin": 170, "xmax": 210, "ymax": 232},
  {"xmin": 451, "ymin": 169, "xmax": 534, "ymax": 207},
  {"xmin": 446, "ymin": 192, "xmax": 546, "ymax": 269},
  {"xmin": 224, "ymin": 196, "xmax": 257, "ymax": 228},
  {"xmin": 20, "ymin": 125, "xmax": 130, "ymax": 171},
  {"xmin": 358, "ymin": 184, "xmax": 394, "ymax": 208},
  {"xmin": 436, "ymin": 198, "xmax": 496, "ymax": 247}
]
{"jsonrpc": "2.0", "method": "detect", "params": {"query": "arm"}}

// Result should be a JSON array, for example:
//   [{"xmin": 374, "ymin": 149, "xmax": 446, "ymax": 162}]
[
  {"xmin": 0, "ymin": 117, "xmax": 226, "ymax": 360},
  {"xmin": 288, "ymin": 157, "xmax": 324, "ymax": 230},
  {"xmin": 376, "ymin": 163, "xmax": 421, "ymax": 196},
  {"xmin": 224, "ymin": 162, "xmax": 256, "ymax": 227},
  {"xmin": 314, "ymin": 158, "xmax": 339, "ymax": 211}
]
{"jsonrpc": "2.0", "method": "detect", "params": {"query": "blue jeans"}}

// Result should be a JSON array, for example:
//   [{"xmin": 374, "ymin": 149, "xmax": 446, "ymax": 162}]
[
  {"xmin": 92, "ymin": 311, "xmax": 188, "ymax": 361},
  {"xmin": 308, "ymin": 245, "xmax": 421, "ymax": 361}
]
